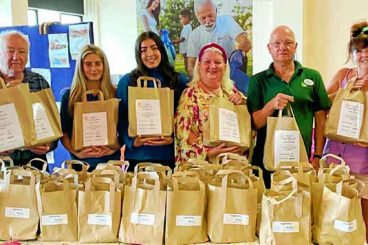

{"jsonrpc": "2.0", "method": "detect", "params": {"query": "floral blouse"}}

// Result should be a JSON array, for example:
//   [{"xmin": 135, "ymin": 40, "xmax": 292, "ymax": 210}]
[{"xmin": 174, "ymin": 84, "xmax": 242, "ymax": 164}]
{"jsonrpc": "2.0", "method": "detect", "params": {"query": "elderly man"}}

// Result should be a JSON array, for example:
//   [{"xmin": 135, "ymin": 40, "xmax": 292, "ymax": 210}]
[
  {"xmin": 247, "ymin": 26, "xmax": 331, "ymax": 186},
  {"xmin": 187, "ymin": 0, "xmax": 251, "ymax": 77},
  {"xmin": 0, "ymin": 30, "xmax": 57, "ymax": 166}
]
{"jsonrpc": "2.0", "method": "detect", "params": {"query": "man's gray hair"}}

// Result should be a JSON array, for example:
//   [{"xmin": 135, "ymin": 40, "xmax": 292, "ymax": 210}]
[
  {"xmin": 0, "ymin": 30, "xmax": 30, "ymax": 49},
  {"xmin": 194, "ymin": 0, "xmax": 216, "ymax": 15}
]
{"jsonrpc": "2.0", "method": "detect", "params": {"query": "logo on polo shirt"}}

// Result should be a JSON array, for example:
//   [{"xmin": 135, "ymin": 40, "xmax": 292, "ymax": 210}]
[{"xmin": 301, "ymin": 79, "xmax": 314, "ymax": 87}]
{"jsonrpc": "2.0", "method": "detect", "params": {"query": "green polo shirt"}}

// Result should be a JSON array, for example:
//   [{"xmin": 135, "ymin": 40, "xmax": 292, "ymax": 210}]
[{"xmin": 247, "ymin": 61, "xmax": 331, "ymax": 167}]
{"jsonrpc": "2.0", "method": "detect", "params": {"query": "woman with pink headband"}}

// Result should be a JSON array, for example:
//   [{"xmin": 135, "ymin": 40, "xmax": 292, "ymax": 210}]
[{"xmin": 174, "ymin": 42, "xmax": 245, "ymax": 163}]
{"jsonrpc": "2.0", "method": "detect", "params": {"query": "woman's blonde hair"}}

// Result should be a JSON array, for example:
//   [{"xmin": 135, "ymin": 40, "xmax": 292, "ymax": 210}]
[
  {"xmin": 68, "ymin": 44, "xmax": 116, "ymax": 115},
  {"xmin": 189, "ymin": 47, "xmax": 234, "ymax": 94}
]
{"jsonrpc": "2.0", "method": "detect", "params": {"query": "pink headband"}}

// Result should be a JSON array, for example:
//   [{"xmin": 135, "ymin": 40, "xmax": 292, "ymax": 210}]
[{"xmin": 198, "ymin": 42, "xmax": 227, "ymax": 64}]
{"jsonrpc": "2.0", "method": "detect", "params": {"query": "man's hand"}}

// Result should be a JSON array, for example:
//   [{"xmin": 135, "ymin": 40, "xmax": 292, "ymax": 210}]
[
  {"xmin": 74, "ymin": 146, "xmax": 108, "ymax": 159},
  {"xmin": 268, "ymin": 93, "xmax": 294, "ymax": 110}
]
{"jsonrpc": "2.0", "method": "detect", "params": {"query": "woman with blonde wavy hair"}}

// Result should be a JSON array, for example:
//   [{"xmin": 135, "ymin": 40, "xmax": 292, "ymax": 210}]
[
  {"xmin": 60, "ymin": 44, "xmax": 120, "ymax": 170},
  {"xmin": 174, "ymin": 42, "xmax": 245, "ymax": 163}
]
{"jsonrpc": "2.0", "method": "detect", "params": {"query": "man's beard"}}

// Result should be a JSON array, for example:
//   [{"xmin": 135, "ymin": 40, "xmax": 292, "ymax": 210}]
[{"xmin": 203, "ymin": 22, "xmax": 216, "ymax": 32}]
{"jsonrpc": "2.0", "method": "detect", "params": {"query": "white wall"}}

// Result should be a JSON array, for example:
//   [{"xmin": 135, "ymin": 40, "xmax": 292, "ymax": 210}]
[
  {"xmin": 0, "ymin": 0, "xmax": 28, "ymax": 27},
  {"xmin": 303, "ymin": 0, "xmax": 368, "ymax": 82},
  {"xmin": 98, "ymin": 0, "xmax": 137, "ymax": 76},
  {"xmin": 253, "ymin": 0, "xmax": 303, "ymax": 74}
]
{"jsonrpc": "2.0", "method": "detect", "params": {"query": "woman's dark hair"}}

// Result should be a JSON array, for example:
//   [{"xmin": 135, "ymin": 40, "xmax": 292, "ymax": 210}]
[
  {"xmin": 130, "ymin": 31, "xmax": 180, "ymax": 91},
  {"xmin": 146, "ymin": 0, "xmax": 161, "ymax": 26},
  {"xmin": 347, "ymin": 21, "xmax": 368, "ymax": 62}
]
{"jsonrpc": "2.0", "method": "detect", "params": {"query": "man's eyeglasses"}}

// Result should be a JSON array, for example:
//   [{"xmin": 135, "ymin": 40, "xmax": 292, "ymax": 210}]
[
  {"xmin": 352, "ymin": 26, "xmax": 368, "ymax": 38},
  {"xmin": 270, "ymin": 41, "xmax": 295, "ymax": 48}
]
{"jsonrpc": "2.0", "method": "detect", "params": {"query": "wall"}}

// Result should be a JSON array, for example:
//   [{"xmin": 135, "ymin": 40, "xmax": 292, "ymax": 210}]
[
  {"xmin": 0, "ymin": 0, "xmax": 28, "ymax": 27},
  {"xmin": 303, "ymin": 0, "xmax": 368, "ymax": 82},
  {"xmin": 98, "ymin": 0, "xmax": 137, "ymax": 76},
  {"xmin": 249, "ymin": 0, "xmax": 304, "ymax": 74}
]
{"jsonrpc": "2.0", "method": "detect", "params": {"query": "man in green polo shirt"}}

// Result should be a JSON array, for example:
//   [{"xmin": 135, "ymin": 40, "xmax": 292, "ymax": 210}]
[{"xmin": 247, "ymin": 25, "xmax": 331, "ymax": 187}]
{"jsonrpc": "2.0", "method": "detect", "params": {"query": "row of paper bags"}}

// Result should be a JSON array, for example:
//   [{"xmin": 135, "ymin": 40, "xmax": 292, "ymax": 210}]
[
  {"xmin": 262, "ymin": 154, "xmax": 366, "ymax": 245},
  {"xmin": 0, "ymin": 158, "xmax": 262, "ymax": 244}
]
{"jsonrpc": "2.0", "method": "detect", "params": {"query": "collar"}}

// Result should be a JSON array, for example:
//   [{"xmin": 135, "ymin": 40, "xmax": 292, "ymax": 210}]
[{"xmin": 265, "ymin": 60, "xmax": 304, "ymax": 78}]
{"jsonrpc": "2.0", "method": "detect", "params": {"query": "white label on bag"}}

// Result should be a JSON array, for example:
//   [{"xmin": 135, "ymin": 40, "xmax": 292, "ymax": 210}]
[
  {"xmin": 0, "ymin": 103, "xmax": 25, "ymax": 152},
  {"xmin": 131, "ymin": 212, "xmax": 155, "ymax": 225},
  {"xmin": 33, "ymin": 102, "xmax": 55, "ymax": 140},
  {"xmin": 218, "ymin": 108, "xmax": 240, "ymax": 143},
  {"xmin": 274, "ymin": 130, "xmax": 300, "ymax": 164},
  {"xmin": 272, "ymin": 221, "xmax": 299, "ymax": 233},
  {"xmin": 223, "ymin": 213, "xmax": 249, "ymax": 225},
  {"xmin": 41, "ymin": 214, "xmax": 68, "ymax": 225},
  {"xmin": 82, "ymin": 112, "xmax": 108, "ymax": 146},
  {"xmin": 136, "ymin": 99, "xmax": 162, "ymax": 135},
  {"xmin": 176, "ymin": 215, "xmax": 201, "ymax": 226},
  {"xmin": 334, "ymin": 219, "xmax": 357, "ymax": 232},
  {"xmin": 337, "ymin": 100, "xmax": 363, "ymax": 139},
  {"xmin": 88, "ymin": 214, "xmax": 112, "ymax": 226},
  {"xmin": 5, "ymin": 207, "xmax": 30, "ymax": 219}
]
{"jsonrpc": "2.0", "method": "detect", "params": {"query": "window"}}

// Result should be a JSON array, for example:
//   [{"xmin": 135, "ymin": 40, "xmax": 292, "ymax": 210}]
[{"xmin": 27, "ymin": 8, "xmax": 83, "ymax": 26}]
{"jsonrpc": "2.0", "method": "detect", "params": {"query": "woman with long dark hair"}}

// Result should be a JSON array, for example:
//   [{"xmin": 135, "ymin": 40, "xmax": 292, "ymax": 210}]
[
  {"xmin": 141, "ymin": 0, "xmax": 160, "ymax": 35},
  {"xmin": 117, "ymin": 31, "xmax": 188, "ymax": 170}
]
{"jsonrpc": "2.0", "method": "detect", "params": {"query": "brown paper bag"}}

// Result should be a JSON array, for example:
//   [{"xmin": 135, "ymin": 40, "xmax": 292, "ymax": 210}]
[
  {"xmin": 203, "ymin": 97, "xmax": 251, "ymax": 150},
  {"xmin": 30, "ymin": 88, "xmax": 62, "ymax": 146},
  {"xmin": 165, "ymin": 176, "xmax": 208, "ymax": 245},
  {"xmin": 0, "ymin": 169, "xmax": 39, "ymax": 240},
  {"xmin": 119, "ymin": 172, "xmax": 167, "ymax": 244},
  {"xmin": 78, "ymin": 177, "xmax": 121, "ymax": 243},
  {"xmin": 0, "ymin": 79, "xmax": 37, "ymax": 152},
  {"xmin": 311, "ymin": 154, "xmax": 353, "ymax": 242},
  {"xmin": 260, "ymin": 177, "xmax": 311, "ymax": 245},
  {"xmin": 36, "ymin": 179, "xmax": 78, "ymax": 241},
  {"xmin": 128, "ymin": 76, "xmax": 174, "ymax": 137},
  {"xmin": 207, "ymin": 170, "xmax": 258, "ymax": 243},
  {"xmin": 325, "ymin": 78, "xmax": 368, "ymax": 143},
  {"xmin": 72, "ymin": 89, "xmax": 120, "ymax": 151},
  {"xmin": 314, "ymin": 179, "xmax": 366, "ymax": 245},
  {"xmin": 264, "ymin": 106, "xmax": 309, "ymax": 171}
]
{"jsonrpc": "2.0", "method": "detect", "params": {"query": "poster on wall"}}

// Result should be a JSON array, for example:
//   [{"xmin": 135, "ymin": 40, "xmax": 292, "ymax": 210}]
[{"xmin": 135, "ymin": 0, "xmax": 253, "ymax": 81}]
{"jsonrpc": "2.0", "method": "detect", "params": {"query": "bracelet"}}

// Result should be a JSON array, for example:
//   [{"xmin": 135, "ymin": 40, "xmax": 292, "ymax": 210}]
[{"xmin": 313, "ymin": 154, "xmax": 322, "ymax": 159}]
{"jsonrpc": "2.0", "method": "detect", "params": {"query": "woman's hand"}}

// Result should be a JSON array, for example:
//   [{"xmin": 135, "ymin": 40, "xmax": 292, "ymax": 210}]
[
  {"xmin": 353, "ymin": 78, "xmax": 367, "ymax": 89},
  {"xmin": 29, "ymin": 144, "xmax": 51, "ymax": 155},
  {"xmin": 229, "ymin": 93, "xmax": 245, "ymax": 105},
  {"xmin": 133, "ymin": 136, "xmax": 173, "ymax": 147},
  {"xmin": 207, "ymin": 143, "xmax": 244, "ymax": 159},
  {"xmin": 74, "ymin": 146, "xmax": 109, "ymax": 159}
]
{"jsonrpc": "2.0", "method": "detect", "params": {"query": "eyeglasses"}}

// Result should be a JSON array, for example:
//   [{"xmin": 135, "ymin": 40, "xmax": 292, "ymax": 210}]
[
  {"xmin": 269, "ymin": 40, "xmax": 295, "ymax": 48},
  {"xmin": 352, "ymin": 26, "xmax": 368, "ymax": 38}
]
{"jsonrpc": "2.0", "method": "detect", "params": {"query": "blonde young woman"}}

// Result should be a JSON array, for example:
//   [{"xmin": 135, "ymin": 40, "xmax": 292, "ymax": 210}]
[
  {"xmin": 324, "ymin": 21, "xmax": 368, "ymax": 241},
  {"xmin": 60, "ymin": 44, "xmax": 120, "ymax": 170},
  {"xmin": 174, "ymin": 42, "xmax": 245, "ymax": 163}
]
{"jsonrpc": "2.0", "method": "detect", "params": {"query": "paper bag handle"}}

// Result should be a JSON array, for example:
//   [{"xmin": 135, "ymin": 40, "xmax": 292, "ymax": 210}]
[
  {"xmin": 217, "ymin": 169, "xmax": 254, "ymax": 189},
  {"xmin": 172, "ymin": 176, "xmax": 204, "ymax": 192},
  {"xmin": 51, "ymin": 167, "xmax": 79, "ymax": 188},
  {"xmin": 82, "ymin": 89, "xmax": 104, "ymax": 102},
  {"xmin": 62, "ymin": 160, "xmax": 90, "ymax": 172},
  {"xmin": 137, "ymin": 76, "xmax": 161, "ymax": 88},
  {"xmin": 277, "ymin": 103, "xmax": 295, "ymax": 118},
  {"xmin": 27, "ymin": 158, "xmax": 48, "ymax": 172},
  {"xmin": 106, "ymin": 160, "xmax": 130, "ymax": 172},
  {"xmin": 131, "ymin": 172, "xmax": 161, "ymax": 212},
  {"xmin": 134, "ymin": 162, "xmax": 173, "ymax": 177},
  {"xmin": 4, "ymin": 169, "xmax": 36, "ymax": 200},
  {"xmin": 215, "ymin": 153, "xmax": 248, "ymax": 165},
  {"xmin": 319, "ymin": 153, "xmax": 346, "ymax": 168},
  {"xmin": 92, "ymin": 169, "xmax": 120, "ymax": 186},
  {"xmin": 0, "ymin": 156, "xmax": 14, "ymax": 170}
]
